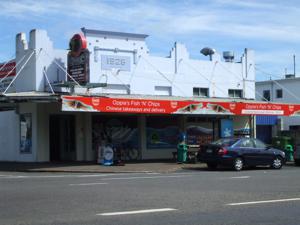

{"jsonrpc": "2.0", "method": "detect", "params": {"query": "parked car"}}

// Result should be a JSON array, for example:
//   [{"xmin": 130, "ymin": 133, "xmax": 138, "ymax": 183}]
[{"xmin": 197, "ymin": 137, "xmax": 285, "ymax": 171}]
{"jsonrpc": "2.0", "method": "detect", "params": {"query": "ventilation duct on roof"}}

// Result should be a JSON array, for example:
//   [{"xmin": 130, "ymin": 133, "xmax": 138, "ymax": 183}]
[{"xmin": 223, "ymin": 51, "xmax": 234, "ymax": 62}]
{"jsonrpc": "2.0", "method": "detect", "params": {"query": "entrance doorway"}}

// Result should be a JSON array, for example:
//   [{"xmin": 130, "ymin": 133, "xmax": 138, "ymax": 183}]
[{"xmin": 49, "ymin": 115, "xmax": 76, "ymax": 161}]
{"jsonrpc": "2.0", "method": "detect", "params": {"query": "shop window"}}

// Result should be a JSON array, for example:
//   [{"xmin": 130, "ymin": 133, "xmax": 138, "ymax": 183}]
[
  {"xmin": 228, "ymin": 89, "xmax": 243, "ymax": 98},
  {"xmin": 20, "ymin": 114, "xmax": 32, "ymax": 154},
  {"xmin": 146, "ymin": 116, "xmax": 180, "ymax": 149},
  {"xmin": 92, "ymin": 116, "xmax": 139, "ymax": 152},
  {"xmin": 276, "ymin": 89, "xmax": 283, "ymax": 98},
  {"xmin": 186, "ymin": 119, "xmax": 214, "ymax": 146},
  {"xmin": 193, "ymin": 87, "xmax": 209, "ymax": 97},
  {"xmin": 263, "ymin": 90, "xmax": 270, "ymax": 101}
]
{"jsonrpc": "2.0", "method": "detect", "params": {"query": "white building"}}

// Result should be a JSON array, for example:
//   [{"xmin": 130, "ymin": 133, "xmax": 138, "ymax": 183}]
[
  {"xmin": 256, "ymin": 75, "xmax": 300, "ymax": 142},
  {"xmin": 0, "ymin": 28, "xmax": 256, "ymax": 162}
]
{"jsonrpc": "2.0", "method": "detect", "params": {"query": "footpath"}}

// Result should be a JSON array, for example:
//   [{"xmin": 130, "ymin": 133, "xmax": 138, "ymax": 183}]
[{"xmin": 0, "ymin": 161, "xmax": 206, "ymax": 174}]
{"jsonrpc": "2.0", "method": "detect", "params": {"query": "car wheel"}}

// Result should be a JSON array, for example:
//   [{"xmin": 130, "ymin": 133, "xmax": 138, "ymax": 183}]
[
  {"xmin": 295, "ymin": 159, "xmax": 300, "ymax": 166},
  {"xmin": 207, "ymin": 163, "xmax": 218, "ymax": 170},
  {"xmin": 272, "ymin": 156, "xmax": 283, "ymax": 169},
  {"xmin": 233, "ymin": 157, "xmax": 243, "ymax": 171}
]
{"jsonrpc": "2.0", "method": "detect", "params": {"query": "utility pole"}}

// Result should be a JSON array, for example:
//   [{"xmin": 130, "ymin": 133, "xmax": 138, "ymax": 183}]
[{"xmin": 294, "ymin": 54, "xmax": 296, "ymax": 76}]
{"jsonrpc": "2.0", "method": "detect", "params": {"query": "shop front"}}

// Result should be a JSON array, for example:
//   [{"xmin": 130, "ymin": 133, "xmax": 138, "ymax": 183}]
[{"xmin": 61, "ymin": 95, "xmax": 260, "ymax": 161}]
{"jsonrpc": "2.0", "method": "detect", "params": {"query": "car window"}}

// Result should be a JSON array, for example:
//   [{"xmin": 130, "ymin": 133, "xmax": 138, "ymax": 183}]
[
  {"xmin": 211, "ymin": 138, "xmax": 238, "ymax": 146},
  {"xmin": 237, "ymin": 139, "xmax": 254, "ymax": 148},
  {"xmin": 253, "ymin": 139, "xmax": 266, "ymax": 148}
]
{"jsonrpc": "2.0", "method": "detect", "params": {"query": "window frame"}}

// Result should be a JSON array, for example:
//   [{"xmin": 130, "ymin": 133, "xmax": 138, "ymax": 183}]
[
  {"xmin": 263, "ymin": 90, "xmax": 271, "ymax": 101},
  {"xmin": 276, "ymin": 89, "xmax": 283, "ymax": 98},
  {"xmin": 228, "ymin": 89, "xmax": 243, "ymax": 98},
  {"xmin": 193, "ymin": 87, "xmax": 209, "ymax": 97}
]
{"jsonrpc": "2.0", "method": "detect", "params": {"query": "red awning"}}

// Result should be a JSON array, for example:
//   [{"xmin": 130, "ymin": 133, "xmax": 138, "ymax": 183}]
[{"xmin": 61, "ymin": 95, "xmax": 300, "ymax": 116}]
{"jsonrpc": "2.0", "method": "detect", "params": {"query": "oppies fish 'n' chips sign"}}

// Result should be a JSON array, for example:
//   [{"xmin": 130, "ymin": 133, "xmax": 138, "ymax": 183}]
[{"xmin": 61, "ymin": 96, "xmax": 300, "ymax": 116}]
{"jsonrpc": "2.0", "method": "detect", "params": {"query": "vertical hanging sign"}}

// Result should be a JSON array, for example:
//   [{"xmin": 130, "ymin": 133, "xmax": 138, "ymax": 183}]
[{"xmin": 67, "ymin": 33, "xmax": 90, "ymax": 84}]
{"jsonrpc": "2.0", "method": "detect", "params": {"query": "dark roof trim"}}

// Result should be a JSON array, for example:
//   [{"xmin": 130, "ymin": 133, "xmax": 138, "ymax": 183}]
[
  {"xmin": 0, "ymin": 95, "xmax": 60, "ymax": 103},
  {"xmin": 81, "ymin": 27, "xmax": 148, "ymax": 39}
]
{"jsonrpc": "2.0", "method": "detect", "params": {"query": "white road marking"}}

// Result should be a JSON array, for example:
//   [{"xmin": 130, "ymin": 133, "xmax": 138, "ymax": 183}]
[
  {"xmin": 227, "ymin": 198, "xmax": 300, "ymax": 206},
  {"xmin": 97, "ymin": 208, "xmax": 177, "ymax": 216},
  {"xmin": 102, "ymin": 175, "xmax": 192, "ymax": 181},
  {"xmin": 0, "ymin": 174, "xmax": 111, "ymax": 179},
  {"xmin": 230, "ymin": 176, "xmax": 250, "ymax": 179},
  {"xmin": 69, "ymin": 182, "xmax": 108, "ymax": 186},
  {"xmin": 0, "ymin": 173, "xmax": 144, "ymax": 179},
  {"xmin": 0, "ymin": 173, "xmax": 193, "ymax": 181}
]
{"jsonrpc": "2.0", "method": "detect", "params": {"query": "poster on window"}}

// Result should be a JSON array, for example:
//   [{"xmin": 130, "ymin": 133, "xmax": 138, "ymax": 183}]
[
  {"xmin": 146, "ymin": 117, "xmax": 180, "ymax": 149},
  {"xmin": 220, "ymin": 119, "xmax": 233, "ymax": 138},
  {"xmin": 186, "ymin": 125, "xmax": 213, "ymax": 146},
  {"xmin": 20, "ymin": 114, "xmax": 32, "ymax": 153}
]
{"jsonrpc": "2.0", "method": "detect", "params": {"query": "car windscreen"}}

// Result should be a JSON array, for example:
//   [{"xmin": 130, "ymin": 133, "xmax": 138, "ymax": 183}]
[{"xmin": 211, "ymin": 138, "xmax": 239, "ymax": 147}]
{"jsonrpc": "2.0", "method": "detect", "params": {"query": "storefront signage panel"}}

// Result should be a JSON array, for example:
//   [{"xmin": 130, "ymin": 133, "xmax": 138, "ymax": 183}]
[
  {"xmin": 67, "ymin": 34, "xmax": 90, "ymax": 84},
  {"xmin": 62, "ymin": 96, "xmax": 300, "ymax": 116},
  {"xmin": 101, "ymin": 55, "xmax": 131, "ymax": 71}
]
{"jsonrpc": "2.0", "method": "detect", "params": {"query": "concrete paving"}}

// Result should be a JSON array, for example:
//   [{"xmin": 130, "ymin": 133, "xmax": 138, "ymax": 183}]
[{"xmin": 0, "ymin": 161, "xmax": 206, "ymax": 173}]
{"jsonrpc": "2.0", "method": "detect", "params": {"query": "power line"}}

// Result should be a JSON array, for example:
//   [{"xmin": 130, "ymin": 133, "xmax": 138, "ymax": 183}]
[
  {"xmin": 217, "ymin": 62, "xmax": 269, "ymax": 102},
  {"xmin": 256, "ymin": 66, "xmax": 300, "ymax": 102},
  {"xmin": 0, "ymin": 53, "xmax": 28, "ymax": 83},
  {"xmin": 0, "ymin": 53, "xmax": 15, "ymax": 72},
  {"xmin": 181, "ymin": 60, "xmax": 229, "ymax": 97},
  {"xmin": 42, "ymin": 49, "xmax": 83, "ymax": 88},
  {"xmin": 43, "ymin": 67, "xmax": 55, "ymax": 94},
  {"xmin": 140, "ymin": 56, "xmax": 186, "ymax": 96},
  {"xmin": 3, "ymin": 49, "xmax": 38, "ymax": 94}
]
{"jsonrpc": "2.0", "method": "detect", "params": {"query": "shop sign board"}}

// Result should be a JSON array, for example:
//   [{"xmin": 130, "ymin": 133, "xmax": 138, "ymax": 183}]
[
  {"xmin": 61, "ymin": 95, "xmax": 300, "ymax": 116},
  {"xmin": 0, "ymin": 61, "xmax": 16, "ymax": 92},
  {"xmin": 67, "ymin": 34, "xmax": 90, "ymax": 84},
  {"xmin": 101, "ymin": 55, "xmax": 131, "ymax": 71}
]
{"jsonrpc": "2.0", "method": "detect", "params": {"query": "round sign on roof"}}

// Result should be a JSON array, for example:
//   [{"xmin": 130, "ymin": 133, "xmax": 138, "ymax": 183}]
[{"xmin": 69, "ymin": 33, "xmax": 87, "ymax": 56}]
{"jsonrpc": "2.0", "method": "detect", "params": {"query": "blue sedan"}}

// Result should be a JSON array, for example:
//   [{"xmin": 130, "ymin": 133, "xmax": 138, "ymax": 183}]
[{"xmin": 197, "ymin": 137, "xmax": 285, "ymax": 171}]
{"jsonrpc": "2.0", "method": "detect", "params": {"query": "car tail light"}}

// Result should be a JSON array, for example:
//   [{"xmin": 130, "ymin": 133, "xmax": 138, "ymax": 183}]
[{"xmin": 218, "ymin": 148, "xmax": 228, "ymax": 155}]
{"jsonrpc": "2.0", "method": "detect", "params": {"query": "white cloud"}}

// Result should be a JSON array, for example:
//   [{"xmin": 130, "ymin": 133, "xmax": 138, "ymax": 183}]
[
  {"xmin": 1, "ymin": 0, "xmax": 300, "ymax": 82},
  {"xmin": 1, "ymin": 0, "xmax": 300, "ymax": 43},
  {"xmin": 0, "ymin": 0, "xmax": 60, "ymax": 17},
  {"xmin": 215, "ymin": 0, "xmax": 277, "ymax": 9}
]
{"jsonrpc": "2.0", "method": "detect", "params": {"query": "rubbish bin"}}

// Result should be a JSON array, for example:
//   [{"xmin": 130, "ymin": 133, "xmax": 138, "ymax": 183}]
[
  {"xmin": 177, "ymin": 143, "xmax": 188, "ymax": 163},
  {"xmin": 272, "ymin": 136, "xmax": 293, "ymax": 150},
  {"xmin": 285, "ymin": 145, "xmax": 294, "ymax": 162}
]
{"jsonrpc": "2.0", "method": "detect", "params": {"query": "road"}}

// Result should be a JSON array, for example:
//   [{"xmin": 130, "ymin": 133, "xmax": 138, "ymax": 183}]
[{"xmin": 1, "ymin": 165, "xmax": 300, "ymax": 225}]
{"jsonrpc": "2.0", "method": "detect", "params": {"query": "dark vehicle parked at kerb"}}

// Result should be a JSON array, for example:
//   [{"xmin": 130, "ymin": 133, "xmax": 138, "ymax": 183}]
[{"xmin": 198, "ymin": 137, "xmax": 285, "ymax": 171}]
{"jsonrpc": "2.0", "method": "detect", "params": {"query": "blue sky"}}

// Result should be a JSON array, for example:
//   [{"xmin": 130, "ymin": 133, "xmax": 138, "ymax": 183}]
[{"xmin": 0, "ymin": 0, "xmax": 300, "ymax": 81}]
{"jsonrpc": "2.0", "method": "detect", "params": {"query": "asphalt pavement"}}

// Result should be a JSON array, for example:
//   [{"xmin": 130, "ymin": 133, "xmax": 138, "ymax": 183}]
[{"xmin": 1, "ymin": 165, "xmax": 300, "ymax": 225}]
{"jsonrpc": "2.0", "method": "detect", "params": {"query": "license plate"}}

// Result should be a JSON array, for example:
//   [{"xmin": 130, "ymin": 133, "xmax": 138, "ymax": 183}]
[{"xmin": 206, "ymin": 149, "xmax": 213, "ymax": 153}]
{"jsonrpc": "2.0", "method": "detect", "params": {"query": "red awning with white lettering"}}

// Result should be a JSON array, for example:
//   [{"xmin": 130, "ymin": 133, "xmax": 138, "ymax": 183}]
[{"xmin": 61, "ymin": 95, "xmax": 300, "ymax": 116}]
